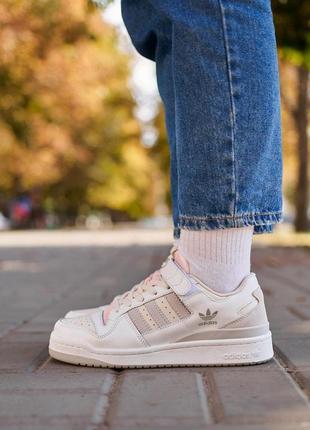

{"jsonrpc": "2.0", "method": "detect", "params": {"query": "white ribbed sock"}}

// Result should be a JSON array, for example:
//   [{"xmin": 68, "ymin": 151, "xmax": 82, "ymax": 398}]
[{"xmin": 179, "ymin": 227, "xmax": 253, "ymax": 293}]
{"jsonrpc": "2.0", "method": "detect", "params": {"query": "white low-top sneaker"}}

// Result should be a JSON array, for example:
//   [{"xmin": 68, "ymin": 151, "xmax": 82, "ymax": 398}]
[{"xmin": 49, "ymin": 256, "xmax": 273, "ymax": 368}]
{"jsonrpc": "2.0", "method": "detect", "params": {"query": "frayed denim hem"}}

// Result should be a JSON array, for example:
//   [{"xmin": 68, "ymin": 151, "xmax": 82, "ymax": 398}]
[
  {"xmin": 178, "ymin": 211, "xmax": 282, "ymax": 235},
  {"xmin": 173, "ymin": 227, "xmax": 181, "ymax": 239}
]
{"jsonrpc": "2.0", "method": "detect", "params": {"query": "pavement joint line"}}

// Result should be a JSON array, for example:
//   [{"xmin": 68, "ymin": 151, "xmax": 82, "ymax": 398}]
[
  {"xmin": 85, "ymin": 373, "xmax": 117, "ymax": 430},
  {"xmin": 38, "ymin": 356, "xmax": 52, "ymax": 371},
  {"xmin": 273, "ymin": 353, "xmax": 310, "ymax": 405},
  {"xmin": 33, "ymin": 348, "xmax": 54, "ymax": 373},
  {"xmin": 287, "ymin": 305, "xmax": 309, "ymax": 321},
  {"xmin": 195, "ymin": 372, "xmax": 212, "ymax": 425},
  {"xmin": 0, "ymin": 323, "xmax": 19, "ymax": 341},
  {"xmin": 203, "ymin": 369, "xmax": 226, "ymax": 424},
  {"xmin": 25, "ymin": 345, "xmax": 50, "ymax": 373},
  {"xmin": 103, "ymin": 370, "xmax": 132, "ymax": 429},
  {"xmin": 273, "ymin": 345, "xmax": 296, "ymax": 372}
]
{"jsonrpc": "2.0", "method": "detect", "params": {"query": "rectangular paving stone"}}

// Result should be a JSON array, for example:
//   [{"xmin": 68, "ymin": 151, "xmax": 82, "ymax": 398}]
[
  {"xmin": 0, "ymin": 372, "xmax": 113, "ymax": 392},
  {"xmin": 0, "ymin": 373, "xmax": 115, "ymax": 430},
  {"xmin": 267, "ymin": 305, "xmax": 299, "ymax": 329},
  {"xmin": 0, "ymin": 322, "xmax": 17, "ymax": 339},
  {"xmin": 211, "ymin": 362, "xmax": 310, "ymax": 425},
  {"xmin": 256, "ymin": 269, "xmax": 309, "ymax": 331},
  {"xmin": 109, "ymin": 425, "xmax": 310, "ymax": 430},
  {"xmin": 108, "ymin": 370, "xmax": 209, "ymax": 429},
  {"xmin": 266, "ymin": 266, "xmax": 310, "ymax": 295},
  {"xmin": 0, "ymin": 416, "xmax": 90, "ymax": 430},
  {"xmin": 293, "ymin": 369, "xmax": 310, "ymax": 398},
  {"xmin": 0, "ymin": 341, "xmax": 46, "ymax": 372},
  {"xmin": 3, "ymin": 331, "xmax": 49, "ymax": 343},
  {"xmin": 258, "ymin": 269, "xmax": 308, "ymax": 307},
  {"xmin": 274, "ymin": 334, "xmax": 310, "ymax": 369},
  {"xmin": 287, "ymin": 304, "xmax": 310, "ymax": 320},
  {"xmin": 0, "ymin": 390, "xmax": 99, "ymax": 418},
  {"xmin": 189, "ymin": 426, "xmax": 310, "ymax": 430}
]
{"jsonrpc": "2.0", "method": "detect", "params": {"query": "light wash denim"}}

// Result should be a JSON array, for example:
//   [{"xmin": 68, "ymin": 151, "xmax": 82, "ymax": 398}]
[{"xmin": 121, "ymin": 0, "xmax": 282, "ymax": 238}]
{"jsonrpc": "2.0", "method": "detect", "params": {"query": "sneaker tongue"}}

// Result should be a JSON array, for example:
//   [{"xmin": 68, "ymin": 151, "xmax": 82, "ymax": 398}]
[
  {"xmin": 173, "ymin": 250, "xmax": 190, "ymax": 273},
  {"xmin": 103, "ymin": 301, "xmax": 116, "ymax": 323}
]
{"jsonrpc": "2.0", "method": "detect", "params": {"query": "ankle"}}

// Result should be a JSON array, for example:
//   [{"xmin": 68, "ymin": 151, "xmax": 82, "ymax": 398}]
[{"xmin": 178, "ymin": 227, "xmax": 253, "ymax": 293}]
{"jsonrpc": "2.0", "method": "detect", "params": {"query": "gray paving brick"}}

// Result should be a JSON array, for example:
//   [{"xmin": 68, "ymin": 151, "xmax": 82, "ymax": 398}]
[
  {"xmin": 108, "ymin": 370, "xmax": 209, "ymax": 429},
  {"xmin": 272, "ymin": 321, "xmax": 310, "ymax": 342},
  {"xmin": 0, "ymin": 322, "xmax": 17, "ymax": 338},
  {"xmin": 0, "ymin": 372, "xmax": 113, "ymax": 392},
  {"xmin": 211, "ymin": 362, "xmax": 310, "ymax": 425},
  {"xmin": 274, "ymin": 334, "xmax": 310, "ymax": 369},
  {"xmin": 0, "ymin": 391, "xmax": 99, "ymax": 417},
  {"xmin": 3, "ymin": 331, "xmax": 49, "ymax": 343},
  {"xmin": 293, "ymin": 369, "xmax": 310, "ymax": 398},
  {"xmin": 0, "ymin": 341, "xmax": 46, "ymax": 372},
  {"xmin": 0, "ymin": 373, "xmax": 115, "ymax": 430},
  {"xmin": 0, "ymin": 417, "xmax": 90, "ymax": 430},
  {"xmin": 110, "ymin": 426, "xmax": 310, "ymax": 430}
]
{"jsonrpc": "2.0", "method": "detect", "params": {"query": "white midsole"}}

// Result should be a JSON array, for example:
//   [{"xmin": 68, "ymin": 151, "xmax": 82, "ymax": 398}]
[{"xmin": 49, "ymin": 332, "xmax": 273, "ymax": 367}]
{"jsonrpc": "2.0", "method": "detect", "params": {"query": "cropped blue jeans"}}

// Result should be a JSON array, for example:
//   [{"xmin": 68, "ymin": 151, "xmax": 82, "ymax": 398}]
[{"xmin": 121, "ymin": 0, "xmax": 282, "ymax": 238}]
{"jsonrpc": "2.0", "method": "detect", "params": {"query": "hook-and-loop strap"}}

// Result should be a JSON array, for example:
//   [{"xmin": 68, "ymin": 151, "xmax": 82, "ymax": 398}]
[{"xmin": 160, "ymin": 258, "xmax": 192, "ymax": 296}]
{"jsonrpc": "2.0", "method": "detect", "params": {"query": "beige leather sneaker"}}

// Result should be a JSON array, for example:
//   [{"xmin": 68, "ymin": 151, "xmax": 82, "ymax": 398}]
[{"xmin": 49, "ymin": 255, "xmax": 273, "ymax": 368}]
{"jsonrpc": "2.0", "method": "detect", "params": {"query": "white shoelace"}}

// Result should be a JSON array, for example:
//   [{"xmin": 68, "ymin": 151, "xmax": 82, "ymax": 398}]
[
  {"xmin": 106, "ymin": 247, "xmax": 177, "ymax": 316},
  {"xmin": 111, "ymin": 270, "xmax": 170, "ymax": 312}
]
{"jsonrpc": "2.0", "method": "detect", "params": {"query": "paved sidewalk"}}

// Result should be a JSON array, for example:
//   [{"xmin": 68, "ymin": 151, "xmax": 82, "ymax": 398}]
[{"xmin": 0, "ymin": 230, "xmax": 310, "ymax": 430}]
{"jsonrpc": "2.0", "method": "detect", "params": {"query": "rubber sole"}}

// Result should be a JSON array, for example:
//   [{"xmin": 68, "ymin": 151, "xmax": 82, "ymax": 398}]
[{"xmin": 49, "ymin": 332, "xmax": 273, "ymax": 368}]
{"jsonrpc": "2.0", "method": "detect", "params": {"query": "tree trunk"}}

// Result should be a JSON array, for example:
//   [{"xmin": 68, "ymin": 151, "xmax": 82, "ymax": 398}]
[{"xmin": 294, "ymin": 66, "xmax": 309, "ymax": 232}]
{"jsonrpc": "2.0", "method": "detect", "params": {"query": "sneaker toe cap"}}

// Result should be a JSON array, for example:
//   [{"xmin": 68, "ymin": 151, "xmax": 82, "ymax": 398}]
[{"xmin": 50, "ymin": 315, "xmax": 98, "ymax": 348}]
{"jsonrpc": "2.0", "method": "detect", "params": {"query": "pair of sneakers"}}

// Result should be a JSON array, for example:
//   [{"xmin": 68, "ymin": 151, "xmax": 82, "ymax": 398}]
[{"xmin": 49, "ymin": 250, "xmax": 273, "ymax": 368}]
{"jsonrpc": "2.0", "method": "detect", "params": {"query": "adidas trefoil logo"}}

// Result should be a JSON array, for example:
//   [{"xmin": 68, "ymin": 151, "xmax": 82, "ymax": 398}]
[{"xmin": 199, "ymin": 309, "xmax": 218, "ymax": 326}]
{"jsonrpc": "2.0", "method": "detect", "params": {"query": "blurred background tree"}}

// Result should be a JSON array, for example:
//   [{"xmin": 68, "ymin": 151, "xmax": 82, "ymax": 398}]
[
  {"xmin": 272, "ymin": 0, "xmax": 309, "ymax": 231},
  {"xmin": 0, "ymin": 0, "xmax": 156, "ymax": 226}
]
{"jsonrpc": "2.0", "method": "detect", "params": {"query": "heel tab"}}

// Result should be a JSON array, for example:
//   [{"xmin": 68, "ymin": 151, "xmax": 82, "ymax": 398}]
[{"xmin": 239, "ymin": 272, "xmax": 260, "ymax": 292}]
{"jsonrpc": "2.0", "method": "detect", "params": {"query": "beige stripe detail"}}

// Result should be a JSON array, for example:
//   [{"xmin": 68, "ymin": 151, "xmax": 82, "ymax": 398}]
[
  {"xmin": 145, "ymin": 301, "xmax": 170, "ymax": 329},
  {"xmin": 128, "ymin": 307, "xmax": 152, "ymax": 335},
  {"xmin": 165, "ymin": 292, "xmax": 191, "ymax": 319},
  {"xmin": 138, "ymin": 305, "xmax": 158, "ymax": 331},
  {"xmin": 155, "ymin": 296, "xmax": 180, "ymax": 323}
]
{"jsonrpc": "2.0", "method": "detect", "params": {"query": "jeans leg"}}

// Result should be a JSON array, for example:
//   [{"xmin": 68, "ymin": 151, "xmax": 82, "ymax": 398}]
[{"xmin": 122, "ymin": 0, "xmax": 282, "ymax": 234}]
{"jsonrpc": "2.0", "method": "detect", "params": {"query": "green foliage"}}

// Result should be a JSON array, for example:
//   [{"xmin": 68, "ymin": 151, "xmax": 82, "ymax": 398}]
[{"xmin": 272, "ymin": 0, "xmax": 310, "ymax": 68}]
